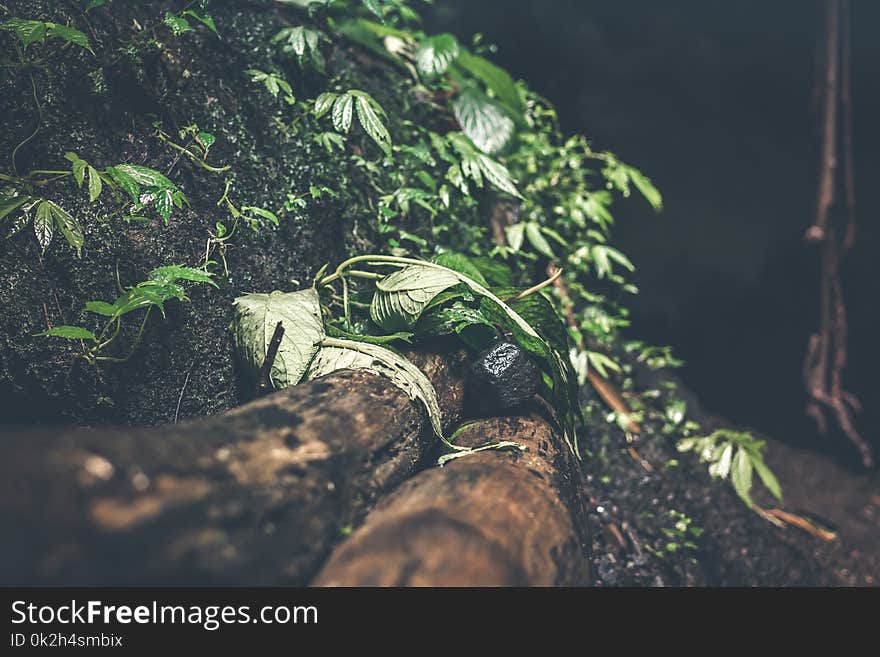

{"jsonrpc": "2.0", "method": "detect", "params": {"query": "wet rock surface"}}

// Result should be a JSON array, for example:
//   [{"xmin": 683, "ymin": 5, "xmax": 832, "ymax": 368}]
[{"xmin": 466, "ymin": 341, "xmax": 541, "ymax": 413}]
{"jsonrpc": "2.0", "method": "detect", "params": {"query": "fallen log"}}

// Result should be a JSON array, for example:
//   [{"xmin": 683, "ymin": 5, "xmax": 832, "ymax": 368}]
[
  {"xmin": 0, "ymin": 349, "xmax": 468, "ymax": 585},
  {"xmin": 313, "ymin": 414, "xmax": 592, "ymax": 586}
]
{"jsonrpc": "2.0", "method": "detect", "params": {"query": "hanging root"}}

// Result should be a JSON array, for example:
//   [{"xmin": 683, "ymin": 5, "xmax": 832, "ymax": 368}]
[{"xmin": 803, "ymin": 0, "xmax": 872, "ymax": 468}]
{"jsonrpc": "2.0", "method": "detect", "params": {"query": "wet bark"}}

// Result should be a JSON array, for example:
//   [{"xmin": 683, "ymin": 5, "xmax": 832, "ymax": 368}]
[
  {"xmin": 313, "ymin": 414, "xmax": 592, "ymax": 586},
  {"xmin": 0, "ymin": 349, "xmax": 469, "ymax": 585}
]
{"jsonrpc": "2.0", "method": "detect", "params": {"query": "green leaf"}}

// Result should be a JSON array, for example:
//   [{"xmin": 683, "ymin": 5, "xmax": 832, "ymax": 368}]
[
  {"xmin": 751, "ymin": 455, "xmax": 783, "ymax": 502},
  {"xmin": 274, "ymin": 26, "xmax": 307, "ymax": 55},
  {"xmin": 477, "ymin": 152, "xmax": 521, "ymax": 198},
  {"xmin": 506, "ymin": 292, "xmax": 570, "ymax": 358},
  {"xmin": 591, "ymin": 244, "xmax": 634, "ymax": 279},
  {"xmin": 416, "ymin": 301, "xmax": 492, "ymax": 338},
  {"xmin": 731, "ymin": 448, "xmax": 754, "ymax": 508},
  {"xmin": 65, "ymin": 152, "xmax": 87, "ymax": 187},
  {"xmin": 314, "ymin": 92, "xmax": 338, "ymax": 118},
  {"xmin": 362, "ymin": 0, "xmax": 384, "ymax": 20},
  {"xmin": 351, "ymin": 91, "xmax": 392, "ymax": 156},
  {"xmin": 232, "ymin": 289, "xmax": 325, "ymax": 389},
  {"xmin": 35, "ymin": 325, "xmax": 97, "ymax": 341},
  {"xmin": 164, "ymin": 12, "xmax": 191, "ymax": 36},
  {"xmin": 45, "ymin": 23, "xmax": 93, "ymax": 53},
  {"xmin": 415, "ymin": 33, "xmax": 460, "ymax": 77},
  {"xmin": 627, "ymin": 166, "xmax": 663, "ymax": 211},
  {"xmin": 0, "ymin": 194, "xmax": 30, "ymax": 222},
  {"xmin": 33, "ymin": 201, "xmax": 54, "ymax": 250},
  {"xmin": 84, "ymin": 300, "xmax": 116, "ymax": 316},
  {"xmin": 196, "ymin": 131, "xmax": 216, "ymax": 150},
  {"xmin": 447, "ymin": 132, "xmax": 521, "ymax": 198},
  {"xmin": 453, "ymin": 86, "xmax": 515, "ymax": 155},
  {"xmin": 181, "ymin": 9, "xmax": 219, "ymax": 36},
  {"xmin": 332, "ymin": 93, "xmax": 354, "ymax": 133},
  {"xmin": 454, "ymin": 48, "xmax": 524, "ymax": 114},
  {"xmin": 148, "ymin": 265, "xmax": 217, "ymax": 287},
  {"xmin": 371, "ymin": 266, "xmax": 460, "ymax": 331},
  {"xmin": 153, "ymin": 189, "xmax": 174, "ymax": 223},
  {"xmin": 305, "ymin": 337, "xmax": 444, "ymax": 437},
  {"xmin": 584, "ymin": 350, "xmax": 621, "ymax": 380},
  {"xmin": 87, "ymin": 166, "xmax": 102, "ymax": 202},
  {"xmin": 505, "ymin": 223, "xmax": 525, "ymax": 251},
  {"xmin": 1, "ymin": 18, "xmax": 47, "ymax": 49},
  {"xmin": 470, "ymin": 256, "xmax": 513, "ymax": 287},
  {"xmin": 104, "ymin": 166, "xmax": 139, "ymax": 202},
  {"xmin": 710, "ymin": 442, "xmax": 734, "ymax": 479},
  {"xmin": 525, "ymin": 221, "xmax": 555, "ymax": 258},
  {"xmin": 46, "ymin": 201, "xmax": 83, "ymax": 255},
  {"xmin": 107, "ymin": 164, "xmax": 174, "ymax": 192},
  {"xmin": 431, "ymin": 253, "xmax": 488, "ymax": 286},
  {"xmin": 242, "ymin": 206, "xmax": 280, "ymax": 226}
]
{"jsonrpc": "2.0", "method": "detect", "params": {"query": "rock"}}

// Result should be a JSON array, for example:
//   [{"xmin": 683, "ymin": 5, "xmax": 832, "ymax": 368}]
[{"xmin": 467, "ymin": 340, "xmax": 541, "ymax": 413}]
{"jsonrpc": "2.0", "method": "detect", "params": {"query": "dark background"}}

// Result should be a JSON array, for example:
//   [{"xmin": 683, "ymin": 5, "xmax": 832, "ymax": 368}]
[{"xmin": 426, "ymin": 0, "xmax": 880, "ymax": 465}]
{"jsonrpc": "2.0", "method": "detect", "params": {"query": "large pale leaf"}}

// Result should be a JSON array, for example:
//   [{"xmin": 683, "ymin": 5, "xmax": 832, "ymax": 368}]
[
  {"xmin": 453, "ymin": 86, "xmax": 515, "ymax": 155},
  {"xmin": 370, "ymin": 266, "xmax": 460, "ymax": 331},
  {"xmin": 232, "ymin": 289, "xmax": 324, "ymax": 388},
  {"xmin": 305, "ymin": 337, "xmax": 443, "ymax": 437}
]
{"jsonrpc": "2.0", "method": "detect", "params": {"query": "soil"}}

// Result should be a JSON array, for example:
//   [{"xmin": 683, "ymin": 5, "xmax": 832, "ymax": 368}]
[
  {"xmin": 1, "ymin": 0, "xmax": 877, "ymax": 587},
  {"xmin": 580, "ymin": 362, "xmax": 880, "ymax": 586}
]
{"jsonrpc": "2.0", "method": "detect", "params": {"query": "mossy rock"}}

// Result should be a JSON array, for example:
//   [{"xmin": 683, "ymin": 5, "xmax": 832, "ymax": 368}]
[{"xmin": 0, "ymin": 0, "xmax": 433, "ymax": 426}]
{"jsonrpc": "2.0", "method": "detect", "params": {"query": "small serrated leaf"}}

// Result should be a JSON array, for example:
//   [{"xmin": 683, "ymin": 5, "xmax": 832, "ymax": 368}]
[
  {"xmin": 47, "ymin": 200, "xmax": 83, "ymax": 255},
  {"xmin": 87, "ymin": 166, "xmax": 102, "ymax": 202},
  {"xmin": 453, "ymin": 86, "xmax": 515, "ymax": 155},
  {"xmin": 33, "ymin": 201, "xmax": 54, "ymax": 250},
  {"xmin": 314, "ymin": 92, "xmax": 337, "ymax": 118},
  {"xmin": 332, "ymin": 93, "xmax": 354, "ymax": 133},
  {"xmin": 415, "ymin": 33, "xmax": 459, "ymax": 77}
]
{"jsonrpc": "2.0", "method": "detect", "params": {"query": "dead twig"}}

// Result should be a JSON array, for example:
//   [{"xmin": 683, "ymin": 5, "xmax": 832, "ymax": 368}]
[
  {"xmin": 762, "ymin": 508, "xmax": 839, "ymax": 542},
  {"xmin": 256, "ymin": 321, "xmax": 285, "ymax": 396}
]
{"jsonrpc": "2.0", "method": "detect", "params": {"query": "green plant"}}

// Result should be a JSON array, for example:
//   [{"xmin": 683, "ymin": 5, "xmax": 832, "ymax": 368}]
[
  {"xmin": 163, "ymin": 3, "xmax": 219, "ymax": 37},
  {"xmin": 273, "ymin": 25, "xmax": 327, "ymax": 70},
  {"xmin": 646, "ymin": 509, "xmax": 703, "ymax": 560},
  {"xmin": 36, "ymin": 265, "xmax": 217, "ymax": 364},
  {"xmin": 246, "ymin": 68, "xmax": 296, "ymax": 105},
  {"xmin": 0, "ymin": 17, "xmax": 93, "ymax": 54},
  {"xmin": 677, "ymin": 429, "xmax": 783, "ymax": 511},
  {"xmin": 0, "ymin": 152, "xmax": 189, "ymax": 254},
  {"xmin": 313, "ymin": 89, "xmax": 392, "ymax": 156},
  {"xmin": 232, "ymin": 251, "xmax": 580, "ymax": 459}
]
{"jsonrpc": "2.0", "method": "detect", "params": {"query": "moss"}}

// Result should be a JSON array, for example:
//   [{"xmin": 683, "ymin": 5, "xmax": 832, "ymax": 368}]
[{"xmin": 0, "ymin": 0, "xmax": 421, "ymax": 426}]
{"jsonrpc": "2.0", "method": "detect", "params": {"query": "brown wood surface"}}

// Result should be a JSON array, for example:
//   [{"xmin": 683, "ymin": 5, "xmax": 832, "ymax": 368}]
[
  {"xmin": 0, "ymin": 350, "xmax": 469, "ymax": 585},
  {"xmin": 313, "ymin": 414, "xmax": 592, "ymax": 586}
]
